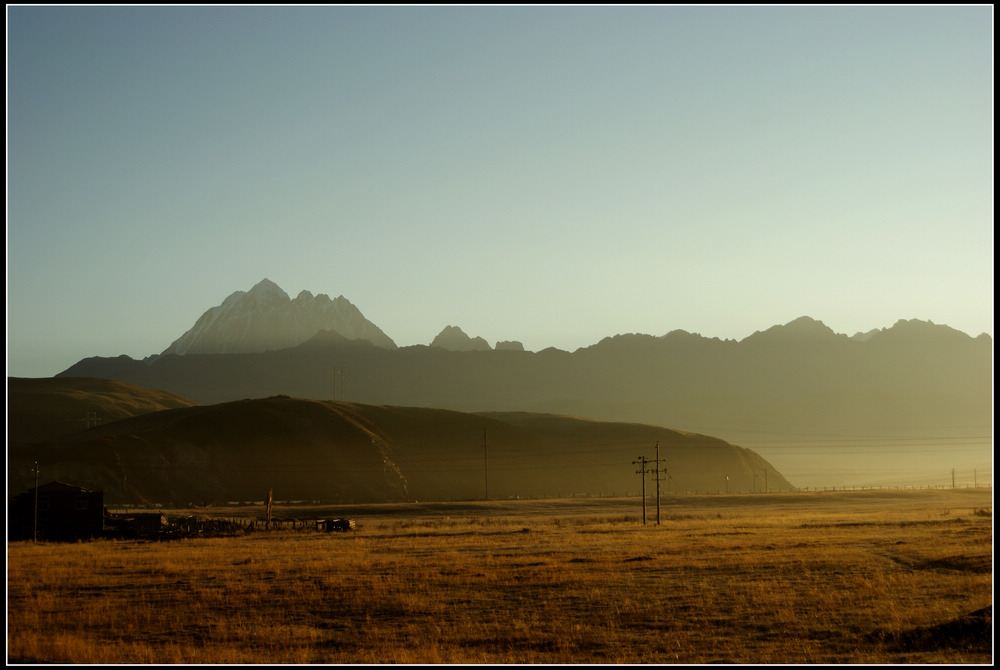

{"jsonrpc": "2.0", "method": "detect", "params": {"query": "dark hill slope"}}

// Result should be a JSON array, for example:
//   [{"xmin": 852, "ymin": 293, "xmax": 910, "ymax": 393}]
[
  {"xmin": 7, "ymin": 377, "xmax": 199, "ymax": 446},
  {"xmin": 8, "ymin": 391, "xmax": 789, "ymax": 505},
  {"xmin": 472, "ymin": 411, "xmax": 787, "ymax": 498},
  {"xmin": 8, "ymin": 397, "xmax": 409, "ymax": 506}
]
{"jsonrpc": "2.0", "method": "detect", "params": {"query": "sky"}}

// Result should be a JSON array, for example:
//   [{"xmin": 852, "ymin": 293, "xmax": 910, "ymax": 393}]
[{"xmin": 6, "ymin": 5, "xmax": 994, "ymax": 378}]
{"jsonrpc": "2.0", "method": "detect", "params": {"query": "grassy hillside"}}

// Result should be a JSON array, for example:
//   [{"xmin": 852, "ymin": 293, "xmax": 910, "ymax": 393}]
[
  {"xmin": 8, "ymin": 379, "xmax": 792, "ymax": 505},
  {"xmin": 8, "ymin": 396, "xmax": 409, "ymax": 506},
  {"xmin": 7, "ymin": 377, "xmax": 199, "ymax": 446}
]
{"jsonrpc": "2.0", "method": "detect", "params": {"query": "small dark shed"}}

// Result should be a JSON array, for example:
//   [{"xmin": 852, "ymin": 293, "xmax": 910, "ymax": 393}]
[
  {"xmin": 8, "ymin": 481, "xmax": 105, "ymax": 541},
  {"xmin": 104, "ymin": 512, "xmax": 169, "ymax": 539}
]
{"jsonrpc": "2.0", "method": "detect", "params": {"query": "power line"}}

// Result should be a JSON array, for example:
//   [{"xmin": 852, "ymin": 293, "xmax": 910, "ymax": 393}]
[
  {"xmin": 33, "ymin": 461, "xmax": 39, "ymax": 544},
  {"xmin": 631, "ymin": 455, "xmax": 650, "ymax": 525},
  {"xmin": 634, "ymin": 442, "xmax": 666, "ymax": 525},
  {"xmin": 651, "ymin": 441, "xmax": 665, "ymax": 525}
]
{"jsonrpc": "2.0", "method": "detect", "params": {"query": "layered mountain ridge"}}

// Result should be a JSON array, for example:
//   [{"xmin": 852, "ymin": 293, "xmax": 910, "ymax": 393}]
[
  {"xmin": 154, "ymin": 279, "xmax": 992, "ymax": 358},
  {"xmin": 59, "ymin": 313, "xmax": 991, "ymax": 436},
  {"xmin": 159, "ymin": 279, "xmax": 529, "ymax": 355},
  {"xmin": 50, "ymin": 280, "xmax": 993, "ymax": 489}
]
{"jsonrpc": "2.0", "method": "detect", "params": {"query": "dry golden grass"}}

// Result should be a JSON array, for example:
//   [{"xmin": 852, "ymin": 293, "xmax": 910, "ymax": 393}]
[{"xmin": 7, "ymin": 489, "xmax": 993, "ymax": 664}]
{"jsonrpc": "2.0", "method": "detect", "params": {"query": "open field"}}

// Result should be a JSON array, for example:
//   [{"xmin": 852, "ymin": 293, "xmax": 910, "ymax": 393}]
[{"xmin": 7, "ymin": 489, "xmax": 993, "ymax": 664}]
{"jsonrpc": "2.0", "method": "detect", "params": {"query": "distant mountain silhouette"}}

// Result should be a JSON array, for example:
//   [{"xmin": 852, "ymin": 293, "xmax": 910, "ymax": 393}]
[
  {"xmin": 8, "ymin": 385, "xmax": 791, "ymax": 505},
  {"xmin": 160, "ymin": 278, "xmax": 397, "ymax": 355},
  {"xmin": 431, "ymin": 325, "xmax": 492, "ymax": 351},
  {"xmin": 51, "ymin": 289, "xmax": 992, "ymax": 489},
  {"xmin": 58, "ymin": 316, "xmax": 991, "ymax": 441}
]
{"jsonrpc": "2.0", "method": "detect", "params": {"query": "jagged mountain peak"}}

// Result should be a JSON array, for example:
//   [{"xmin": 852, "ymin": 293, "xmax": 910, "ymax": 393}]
[
  {"xmin": 249, "ymin": 277, "xmax": 286, "ymax": 296},
  {"xmin": 785, "ymin": 315, "xmax": 828, "ymax": 328},
  {"xmin": 742, "ymin": 316, "xmax": 842, "ymax": 343},
  {"xmin": 869, "ymin": 318, "xmax": 981, "ymax": 345},
  {"xmin": 436, "ymin": 325, "xmax": 467, "ymax": 338},
  {"xmin": 161, "ymin": 279, "xmax": 397, "ymax": 356},
  {"xmin": 216, "ymin": 278, "xmax": 286, "ymax": 308},
  {"xmin": 431, "ymin": 325, "xmax": 492, "ymax": 352},
  {"xmin": 851, "ymin": 318, "xmax": 984, "ymax": 344}
]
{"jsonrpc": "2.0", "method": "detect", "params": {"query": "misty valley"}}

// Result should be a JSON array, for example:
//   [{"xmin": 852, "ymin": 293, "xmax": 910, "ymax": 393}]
[{"xmin": 28, "ymin": 279, "xmax": 991, "ymax": 497}]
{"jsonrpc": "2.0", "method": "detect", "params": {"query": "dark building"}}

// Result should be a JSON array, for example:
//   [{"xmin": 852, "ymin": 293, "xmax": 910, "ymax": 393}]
[
  {"xmin": 8, "ymin": 481, "xmax": 105, "ymax": 541},
  {"xmin": 104, "ymin": 512, "xmax": 169, "ymax": 539}
]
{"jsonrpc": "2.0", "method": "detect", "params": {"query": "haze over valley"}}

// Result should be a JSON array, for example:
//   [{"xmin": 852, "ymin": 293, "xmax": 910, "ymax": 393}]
[{"xmin": 7, "ymin": 277, "xmax": 986, "ymax": 496}]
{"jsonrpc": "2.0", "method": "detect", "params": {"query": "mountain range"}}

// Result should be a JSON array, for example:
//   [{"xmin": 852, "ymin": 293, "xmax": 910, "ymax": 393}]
[
  {"xmin": 156, "ymin": 278, "xmax": 522, "ymax": 356},
  {"xmin": 46, "ymin": 279, "xmax": 995, "ymax": 489}
]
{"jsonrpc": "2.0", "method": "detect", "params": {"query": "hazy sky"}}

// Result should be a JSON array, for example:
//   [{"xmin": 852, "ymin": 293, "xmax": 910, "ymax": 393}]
[{"xmin": 7, "ymin": 6, "xmax": 994, "ymax": 378}]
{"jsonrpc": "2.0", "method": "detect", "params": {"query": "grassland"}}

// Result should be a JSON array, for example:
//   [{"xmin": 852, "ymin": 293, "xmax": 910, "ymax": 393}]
[{"xmin": 7, "ymin": 489, "xmax": 993, "ymax": 664}]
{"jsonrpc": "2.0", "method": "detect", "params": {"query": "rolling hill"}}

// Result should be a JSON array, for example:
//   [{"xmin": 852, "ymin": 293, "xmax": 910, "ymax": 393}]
[
  {"xmin": 6, "ymin": 377, "xmax": 199, "ymax": 446},
  {"xmin": 7, "ymin": 380, "xmax": 790, "ymax": 505}
]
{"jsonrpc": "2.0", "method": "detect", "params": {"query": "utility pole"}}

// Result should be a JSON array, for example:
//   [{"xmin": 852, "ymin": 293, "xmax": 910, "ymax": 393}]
[
  {"xmin": 266, "ymin": 487, "xmax": 273, "ymax": 530},
  {"xmin": 725, "ymin": 474, "xmax": 729, "ymax": 495},
  {"xmin": 652, "ymin": 441, "xmax": 663, "ymax": 525},
  {"xmin": 334, "ymin": 366, "xmax": 345, "ymax": 401},
  {"xmin": 653, "ymin": 466, "xmax": 668, "ymax": 524},
  {"xmin": 764, "ymin": 467, "xmax": 768, "ymax": 493},
  {"xmin": 33, "ymin": 461, "xmax": 39, "ymax": 544},
  {"xmin": 952, "ymin": 468, "xmax": 955, "ymax": 489},
  {"xmin": 483, "ymin": 428, "xmax": 488, "ymax": 501},
  {"xmin": 632, "ymin": 455, "xmax": 650, "ymax": 525}
]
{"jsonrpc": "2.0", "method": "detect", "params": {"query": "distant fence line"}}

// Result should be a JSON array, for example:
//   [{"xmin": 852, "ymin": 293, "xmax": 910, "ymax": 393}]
[
  {"xmin": 105, "ymin": 482, "xmax": 992, "ymax": 513},
  {"xmin": 100, "ymin": 512, "xmax": 357, "ymax": 540},
  {"xmin": 555, "ymin": 485, "xmax": 993, "ymax": 496}
]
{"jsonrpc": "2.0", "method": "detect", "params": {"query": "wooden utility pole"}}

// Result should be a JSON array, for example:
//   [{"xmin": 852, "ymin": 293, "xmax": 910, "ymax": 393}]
[
  {"xmin": 334, "ymin": 366, "xmax": 345, "ymax": 401},
  {"xmin": 483, "ymin": 428, "xmax": 488, "ymax": 501},
  {"xmin": 33, "ymin": 461, "xmax": 39, "ymax": 544},
  {"xmin": 653, "ymin": 442, "xmax": 662, "ymax": 525},
  {"xmin": 266, "ymin": 487, "xmax": 273, "ymax": 529},
  {"xmin": 632, "ymin": 455, "xmax": 650, "ymax": 525}
]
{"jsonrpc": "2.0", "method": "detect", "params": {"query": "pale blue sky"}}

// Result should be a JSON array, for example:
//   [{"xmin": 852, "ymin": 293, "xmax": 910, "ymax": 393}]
[{"xmin": 7, "ymin": 6, "xmax": 994, "ymax": 378}]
